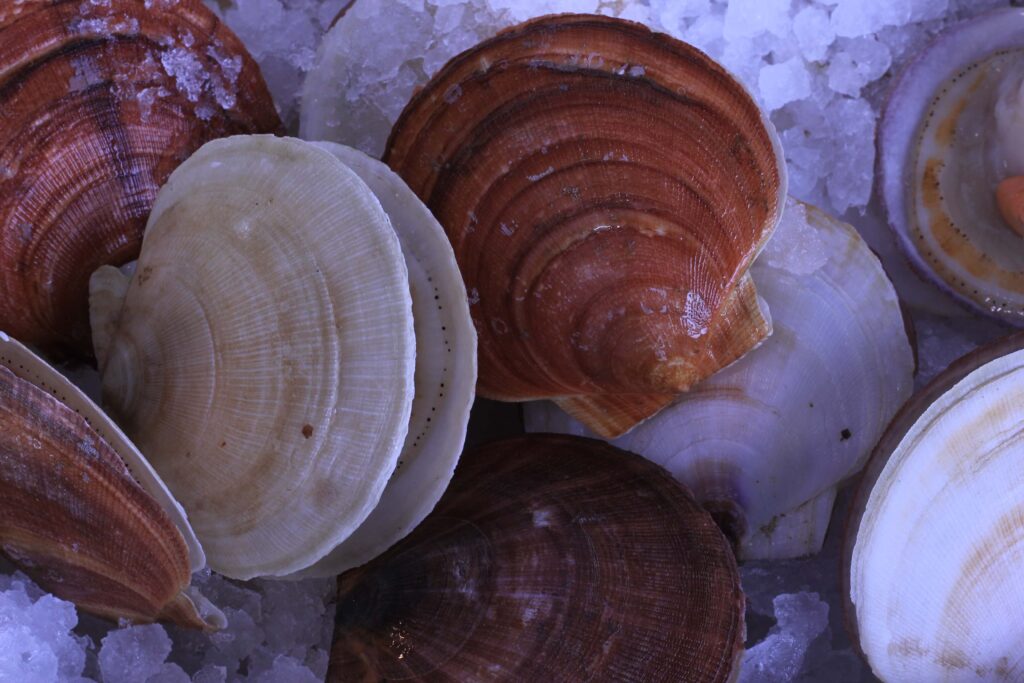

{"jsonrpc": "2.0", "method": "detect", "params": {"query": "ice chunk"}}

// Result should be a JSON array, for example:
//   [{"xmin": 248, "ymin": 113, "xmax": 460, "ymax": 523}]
[
  {"xmin": 216, "ymin": 0, "xmax": 325, "ymax": 130},
  {"xmin": 648, "ymin": 0, "xmax": 710, "ymax": 34},
  {"xmin": 758, "ymin": 199, "xmax": 830, "ymax": 276},
  {"xmin": 723, "ymin": 0, "xmax": 792, "ymax": 40},
  {"xmin": 792, "ymin": 7, "xmax": 834, "ymax": 62},
  {"xmin": 99, "ymin": 624, "xmax": 173, "ymax": 683},
  {"xmin": 739, "ymin": 593, "xmax": 830, "ymax": 682},
  {"xmin": 826, "ymin": 37, "xmax": 892, "ymax": 97},
  {"xmin": 830, "ymin": 0, "xmax": 913, "ymax": 38},
  {"xmin": 147, "ymin": 662, "xmax": 191, "ymax": 682},
  {"xmin": 825, "ymin": 98, "xmax": 876, "ymax": 214},
  {"xmin": 758, "ymin": 58, "xmax": 811, "ymax": 111},
  {"xmin": 0, "ymin": 574, "xmax": 90, "ymax": 681},
  {"xmin": 191, "ymin": 664, "xmax": 227, "ymax": 683},
  {"xmin": 248, "ymin": 654, "xmax": 321, "ymax": 683}
]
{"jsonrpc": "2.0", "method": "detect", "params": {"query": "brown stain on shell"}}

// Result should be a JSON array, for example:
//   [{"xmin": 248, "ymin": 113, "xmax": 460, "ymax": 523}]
[
  {"xmin": 328, "ymin": 434, "xmax": 744, "ymax": 682},
  {"xmin": 0, "ymin": 0, "xmax": 281, "ymax": 358},
  {"xmin": 384, "ymin": 14, "xmax": 781, "ymax": 437},
  {"xmin": 0, "ymin": 362, "xmax": 211, "ymax": 630}
]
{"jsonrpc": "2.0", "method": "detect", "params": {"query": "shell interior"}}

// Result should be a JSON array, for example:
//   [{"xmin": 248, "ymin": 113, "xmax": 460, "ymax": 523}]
[{"xmin": 881, "ymin": 7, "xmax": 1024, "ymax": 322}]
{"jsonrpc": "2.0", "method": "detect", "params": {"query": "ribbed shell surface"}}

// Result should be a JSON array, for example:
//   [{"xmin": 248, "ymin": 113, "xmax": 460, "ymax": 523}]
[
  {"xmin": 384, "ymin": 14, "xmax": 785, "ymax": 437},
  {"xmin": 329, "ymin": 434, "xmax": 744, "ymax": 682},
  {"xmin": 0, "ymin": 0, "xmax": 281, "ymax": 356},
  {"xmin": 0, "ymin": 360, "xmax": 208, "ymax": 629}
]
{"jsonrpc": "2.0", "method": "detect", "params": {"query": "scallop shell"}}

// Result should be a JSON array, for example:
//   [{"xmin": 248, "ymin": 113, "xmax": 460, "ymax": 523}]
[
  {"xmin": 880, "ymin": 7, "xmax": 1024, "ymax": 323},
  {"xmin": 527, "ymin": 198, "xmax": 914, "ymax": 560},
  {"xmin": 845, "ymin": 336, "xmax": 1024, "ymax": 681},
  {"xmin": 93, "ymin": 135, "xmax": 416, "ymax": 580},
  {"xmin": 288, "ymin": 142, "xmax": 477, "ymax": 579},
  {"xmin": 328, "ymin": 434, "xmax": 744, "ymax": 682},
  {"xmin": 0, "ymin": 333, "xmax": 222, "ymax": 630},
  {"xmin": 0, "ymin": 0, "xmax": 281, "ymax": 357},
  {"xmin": 384, "ymin": 13, "xmax": 786, "ymax": 438}
]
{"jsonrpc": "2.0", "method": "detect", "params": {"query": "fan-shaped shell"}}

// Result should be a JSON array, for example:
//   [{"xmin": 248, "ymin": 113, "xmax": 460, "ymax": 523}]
[
  {"xmin": 328, "ymin": 434, "xmax": 744, "ymax": 682},
  {"xmin": 527, "ymin": 198, "xmax": 913, "ymax": 559},
  {"xmin": 287, "ymin": 142, "xmax": 477, "ymax": 579},
  {"xmin": 0, "ymin": 0, "xmax": 281, "ymax": 356},
  {"xmin": 0, "ymin": 333, "xmax": 221, "ymax": 631},
  {"xmin": 845, "ymin": 336, "xmax": 1024, "ymax": 681},
  {"xmin": 384, "ymin": 13, "xmax": 786, "ymax": 438},
  {"xmin": 880, "ymin": 7, "xmax": 1024, "ymax": 323},
  {"xmin": 94, "ymin": 135, "xmax": 416, "ymax": 580}
]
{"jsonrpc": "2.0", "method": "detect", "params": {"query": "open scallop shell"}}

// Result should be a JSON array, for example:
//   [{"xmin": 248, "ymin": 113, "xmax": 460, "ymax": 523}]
[
  {"xmin": 329, "ymin": 434, "xmax": 744, "ymax": 682},
  {"xmin": 880, "ymin": 7, "xmax": 1024, "ymax": 323},
  {"xmin": 384, "ymin": 13, "xmax": 786, "ymax": 438},
  {"xmin": 845, "ymin": 335, "xmax": 1024, "ymax": 681},
  {"xmin": 92, "ymin": 135, "xmax": 416, "ymax": 580},
  {"xmin": 0, "ymin": 0, "xmax": 281, "ymax": 357},
  {"xmin": 286, "ymin": 142, "xmax": 477, "ymax": 579},
  {"xmin": 0, "ymin": 333, "xmax": 222, "ymax": 630},
  {"xmin": 527, "ymin": 198, "xmax": 913, "ymax": 559}
]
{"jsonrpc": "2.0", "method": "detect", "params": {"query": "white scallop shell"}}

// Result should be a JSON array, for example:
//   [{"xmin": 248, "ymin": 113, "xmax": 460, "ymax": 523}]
[{"xmin": 849, "ymin": 345, "xmax": 1024, "ymax": 681}]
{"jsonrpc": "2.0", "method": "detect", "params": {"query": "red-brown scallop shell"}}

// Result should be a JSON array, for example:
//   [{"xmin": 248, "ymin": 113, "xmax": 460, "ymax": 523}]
[
  {"xmin": 0, "ymin": 337, "xmax": 219, "ymax": 630},
  {"xmin": 328, "ymin": 434, "xmax": 744, "ymax": 682},
  {"xmin": 0, "ymin": 0, "xmax": 281, "ymax": 357},
  {"xmin": 385, "ymin": 14, "xmax": 785, "ymax": 437}
]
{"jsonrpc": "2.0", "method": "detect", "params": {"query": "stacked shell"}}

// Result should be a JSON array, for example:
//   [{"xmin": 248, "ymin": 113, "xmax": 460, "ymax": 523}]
[
  {"xmin": 528, "ymin": 198, "xmax": 914, "ymax": 559},
  {"xmin": 880, "ymin": 7, "xmax": 1024, "ymax": 323},
  {"xmin": 0, "ymin": 0, "xmax": 281, "ymax": 357},
  {"xmin": 0, "ymin": 333, "xmax": 222, "ymax": 631},
  {"xmin": 353, "ymin": 13, "xmax": 787, "ymax": 438},
  {"xmin": 846, "ymin": 337, "xmax": 1024, "ymax": 681},
  {"xmin": 329, "ymin": 434, "xmax": 744, "ymax": 682},
  {"xmin": 92, "ymin": 135, "xmax": 477, "ymax": 580}
]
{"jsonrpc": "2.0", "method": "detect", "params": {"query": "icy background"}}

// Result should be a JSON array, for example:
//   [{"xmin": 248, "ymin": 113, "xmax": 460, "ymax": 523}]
[{"xmin": 2, "ymin": 0, "xmax": 1020, "ymax": 681}]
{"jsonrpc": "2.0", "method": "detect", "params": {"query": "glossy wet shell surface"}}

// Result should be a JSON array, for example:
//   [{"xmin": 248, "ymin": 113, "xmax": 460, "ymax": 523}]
[
  {"xmin": 385, "ymin": 13, "xmax": 785, "ymax": 437},
  {"xmin": 0, "ymin": 0, "xmax": 280, "ymax": 356},
  {"xmin": 0, "ymin": 351, "xmax": 210, "ymax": 629},
  {"xmin": 329, "ymin": 434, "xmax": 744, "ymax": 682}
]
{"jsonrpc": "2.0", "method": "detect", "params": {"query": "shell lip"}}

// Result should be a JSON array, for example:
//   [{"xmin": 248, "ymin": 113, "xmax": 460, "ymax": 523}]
[
  {"xmin": 878, "ymin": 6, "xmax": 1024, "ymax": 323},
  {"xmin": 840, "ymin": 329, "xmax": 1024, "ymax": 671}
]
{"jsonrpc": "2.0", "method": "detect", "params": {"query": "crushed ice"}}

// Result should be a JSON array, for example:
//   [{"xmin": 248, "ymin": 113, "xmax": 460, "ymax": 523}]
[{"xmin": 0, "ymin": 565, "xmax": 334, "ymax": 683}]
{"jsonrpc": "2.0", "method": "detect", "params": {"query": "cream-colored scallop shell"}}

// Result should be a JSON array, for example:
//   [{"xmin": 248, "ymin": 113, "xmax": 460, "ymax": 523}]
[
  {"xmin": 93, "ymin": 135, "xmax": 416, "ymax": 580},
  {"xmin": 287, "ymin": 142, "xmax": 477, "ymax": 578}
]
